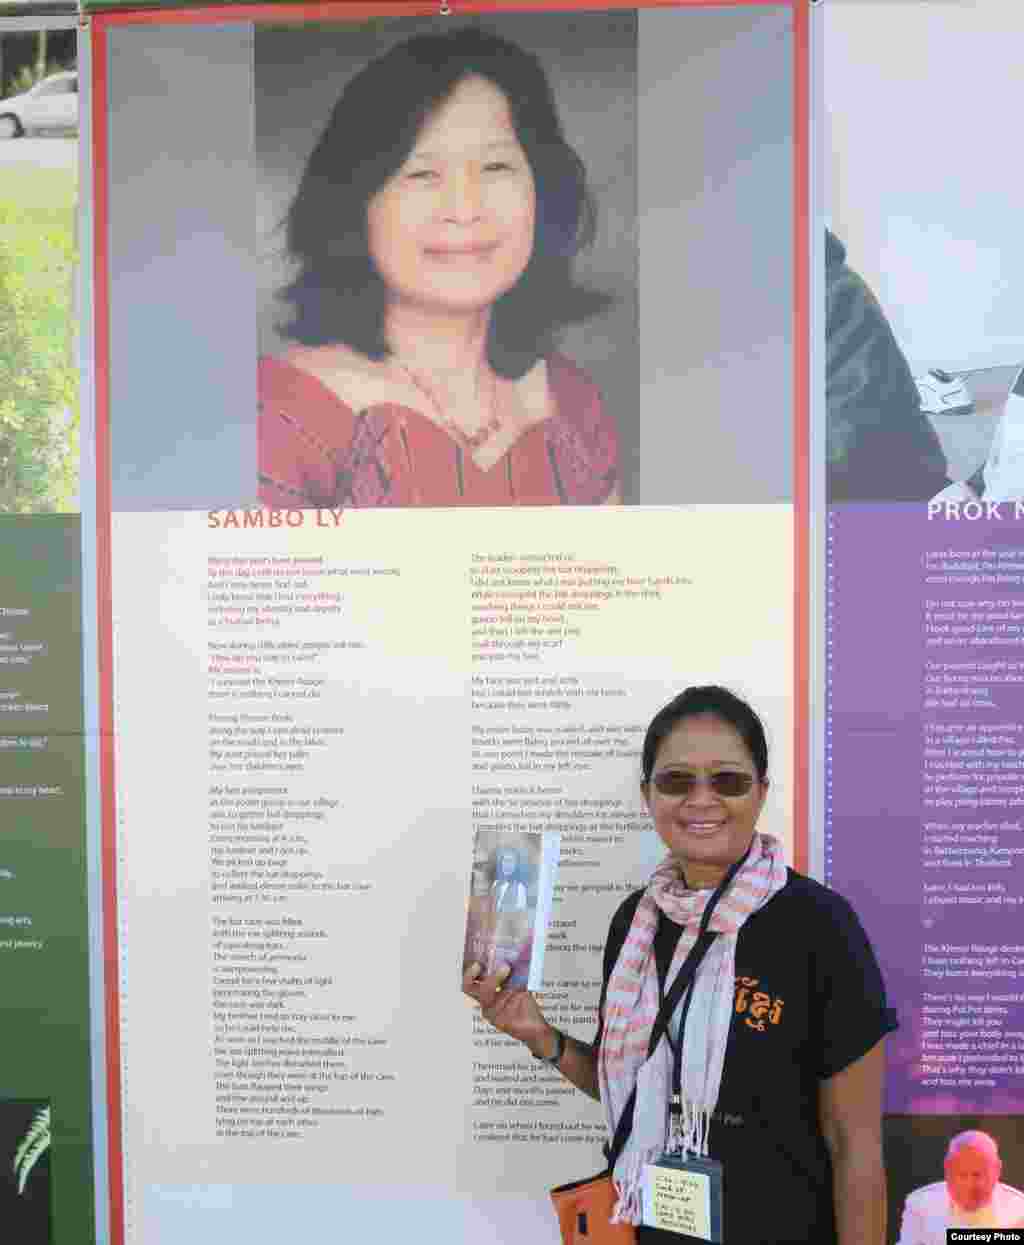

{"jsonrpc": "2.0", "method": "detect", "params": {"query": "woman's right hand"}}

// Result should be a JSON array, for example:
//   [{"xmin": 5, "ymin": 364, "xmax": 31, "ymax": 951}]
[{"xmin": 462, "ymin": 961, "xmax": 556, "ymax": 1057}]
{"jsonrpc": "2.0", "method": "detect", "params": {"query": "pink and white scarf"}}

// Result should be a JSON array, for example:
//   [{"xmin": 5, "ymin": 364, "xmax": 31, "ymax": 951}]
[{"xmin": 598, "ymin": 832, "xmax": 788, "ymax": 1224}]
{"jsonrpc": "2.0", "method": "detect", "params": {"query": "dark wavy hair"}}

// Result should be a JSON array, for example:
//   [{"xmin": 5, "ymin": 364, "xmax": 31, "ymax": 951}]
[
  {"xmin": 279, "ymin": 26, "xmax": 611, "ymax": 379},
  {"xmin": 640, "ymin": 686, "xmax": 770, "ymax": 784}
]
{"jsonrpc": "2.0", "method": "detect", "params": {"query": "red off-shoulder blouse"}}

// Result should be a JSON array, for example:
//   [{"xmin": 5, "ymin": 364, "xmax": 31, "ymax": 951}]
[{"xmin": 257, "ymin": 352, "xmax": 618, "ymax": 508}]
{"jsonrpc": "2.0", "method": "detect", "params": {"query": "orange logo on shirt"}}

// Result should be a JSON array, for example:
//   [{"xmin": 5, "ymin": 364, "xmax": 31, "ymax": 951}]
[{"xmin": 734, "ymin": 977, "xmax": 784, "ymax": 1031}]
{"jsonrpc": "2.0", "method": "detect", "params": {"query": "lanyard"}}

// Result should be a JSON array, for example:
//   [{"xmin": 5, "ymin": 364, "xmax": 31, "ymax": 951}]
[
  {"xmin": 604, "ymin": 845, "xmax": 751, "ymax": 1173},
  {"xmin": 658, "ymin": 847, "xmax": 751, "ymax": 1119}
]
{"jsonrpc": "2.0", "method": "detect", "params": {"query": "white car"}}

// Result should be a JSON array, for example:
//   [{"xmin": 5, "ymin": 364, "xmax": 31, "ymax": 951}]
[{"xmin": 0, "ymin": 71, "xmax": 78, "ymax": 139}]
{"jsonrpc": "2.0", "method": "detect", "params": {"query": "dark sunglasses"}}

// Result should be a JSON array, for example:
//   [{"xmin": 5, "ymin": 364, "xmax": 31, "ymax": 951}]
[{"xmin": 650, "ymin": 770, "xmax": 756, "ymax": 798}]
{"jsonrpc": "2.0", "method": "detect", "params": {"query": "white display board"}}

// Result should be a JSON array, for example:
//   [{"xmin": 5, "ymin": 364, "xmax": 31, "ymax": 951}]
[{"xmin": 90, "ymin": 6, "xmax": 804, "ymax": 1241}]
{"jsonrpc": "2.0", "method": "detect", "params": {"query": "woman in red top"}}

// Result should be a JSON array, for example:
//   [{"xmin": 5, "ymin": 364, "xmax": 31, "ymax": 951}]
[{"xmin": 259, "ymin": 27, "xmax": 620, "ymax": 509}]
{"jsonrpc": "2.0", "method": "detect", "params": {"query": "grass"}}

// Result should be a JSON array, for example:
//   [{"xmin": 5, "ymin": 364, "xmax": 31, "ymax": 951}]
[
  {"xmin": 1, "ymin": 165, "xmax": 75, "ymax": 361},
  {"xmin": 0, "ymin": 161, "xmax": 79, "ymax": 513}
]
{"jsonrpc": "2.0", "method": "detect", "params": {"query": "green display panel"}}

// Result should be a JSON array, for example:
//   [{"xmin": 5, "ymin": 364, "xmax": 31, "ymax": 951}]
[{"xmin": 0, "ymin": 516, "xmax": 93, "ymax": 1244}]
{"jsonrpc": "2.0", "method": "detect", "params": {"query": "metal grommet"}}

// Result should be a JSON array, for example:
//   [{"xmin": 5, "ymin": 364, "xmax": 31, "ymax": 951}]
[{"xmin": 439, "ymin": 0, "xmax": 452, "ymax": 14}]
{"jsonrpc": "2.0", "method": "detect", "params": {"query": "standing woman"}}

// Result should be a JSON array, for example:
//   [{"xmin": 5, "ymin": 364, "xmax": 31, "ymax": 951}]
[
  {"xmin": 259, "ymin": 26, "xmax": 619, "ymax": 509},
  {"xmin": 465, "ymin": 686, "xmax": 897, "ymax": 1244}
]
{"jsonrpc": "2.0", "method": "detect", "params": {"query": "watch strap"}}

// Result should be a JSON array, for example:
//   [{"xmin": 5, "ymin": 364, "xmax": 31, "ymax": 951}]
[{"xmin": 534, "ymin": 1027, "xmax": 567, "ymax": 1066}]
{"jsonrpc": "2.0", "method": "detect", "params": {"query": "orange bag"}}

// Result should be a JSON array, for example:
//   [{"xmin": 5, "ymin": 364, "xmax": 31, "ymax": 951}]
[{"xmin": 550, "ymin": 1171, "xmax": 636, "ymax": 1245}]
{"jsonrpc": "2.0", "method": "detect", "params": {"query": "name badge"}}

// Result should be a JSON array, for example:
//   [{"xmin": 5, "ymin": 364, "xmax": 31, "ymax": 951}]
[{"xmin": 642, "ymin": 1155, "xmax": 724, "ymax": 1241}]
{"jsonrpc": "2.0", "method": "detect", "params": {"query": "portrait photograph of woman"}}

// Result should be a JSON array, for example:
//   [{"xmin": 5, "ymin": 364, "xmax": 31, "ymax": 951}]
[
  {"xmin": 256, "ymin": 18, "xmax": 632, "ymax": 510},
  {"xmin": 102, "ymin": 8, "xmax": 793, "ymax": 510}
]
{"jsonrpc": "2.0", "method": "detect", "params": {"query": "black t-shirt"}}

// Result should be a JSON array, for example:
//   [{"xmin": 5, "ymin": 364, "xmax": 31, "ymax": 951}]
[{"xmin": 595, "ymin": 870, "xmax": 897, "ymax": 1245}]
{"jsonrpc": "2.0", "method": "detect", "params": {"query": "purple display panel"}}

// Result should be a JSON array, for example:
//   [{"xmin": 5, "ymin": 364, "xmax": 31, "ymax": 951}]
[{"xmin": 827, "ymin": 503, "xmax": 1024, "ymax": 1116}]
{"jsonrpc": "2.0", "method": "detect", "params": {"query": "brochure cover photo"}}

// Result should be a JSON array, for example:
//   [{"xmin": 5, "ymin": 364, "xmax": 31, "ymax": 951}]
[{"xmin": 462, "ymin": 829, "xmax": 560, "ymax": 991}]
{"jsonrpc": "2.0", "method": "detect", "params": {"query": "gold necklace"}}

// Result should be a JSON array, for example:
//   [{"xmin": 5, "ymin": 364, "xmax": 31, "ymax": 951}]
[{"xmin": 394, "ymin": 358, "xmax": 504, "ymax": 453}]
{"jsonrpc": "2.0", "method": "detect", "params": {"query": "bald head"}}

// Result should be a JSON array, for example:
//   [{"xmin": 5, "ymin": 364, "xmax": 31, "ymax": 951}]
[
  {"xmin": 947, "ymin": 1131, "xmax": 1000, "ymax": 1163},
  {"xmin": 945, "ymin": 1131, "xmax": 1001, "ymax": 1213}
]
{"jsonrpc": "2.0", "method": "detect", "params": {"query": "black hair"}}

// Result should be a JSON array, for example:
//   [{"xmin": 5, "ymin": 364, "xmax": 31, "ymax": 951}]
[
  {"xmin": 640, "ymin": 686, "xmax": 769, "ymax": 783},
  {"xmin": 278, "ymin": 25, "xmax": 611, "ymax": 379}
]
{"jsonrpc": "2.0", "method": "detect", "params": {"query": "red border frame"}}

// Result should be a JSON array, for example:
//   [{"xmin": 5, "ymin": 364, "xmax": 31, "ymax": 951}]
[
  {"xmin": 92, "ymin": 0, "xmax": 784, "ymax": 25},
  {"xmin": 89, "ymin": 24, "xmax": 128, "ymax": 1245},
  {"xmin": 91, "ymin": 4, "xmax": 811, "ymax": 1239},
  {"xmin": 792, "ymin": 0, "xmax": 809, "ymax": 875}
]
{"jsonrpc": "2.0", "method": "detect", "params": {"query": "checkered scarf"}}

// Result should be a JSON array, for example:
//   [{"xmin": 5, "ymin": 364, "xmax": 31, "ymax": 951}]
[{"xmin": 598, "ymin": 833, "xmax": 788, "ymax": 1224}]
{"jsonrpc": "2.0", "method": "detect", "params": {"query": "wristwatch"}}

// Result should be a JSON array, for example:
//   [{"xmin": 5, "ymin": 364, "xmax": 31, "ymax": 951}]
[{"xmin": 533, "ymin": 1027, "xmax": 567, "ymax": 1066}]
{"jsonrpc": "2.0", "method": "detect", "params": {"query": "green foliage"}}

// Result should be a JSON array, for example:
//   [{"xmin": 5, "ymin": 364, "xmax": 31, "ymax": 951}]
[
  {"xmin": 0, "ymin": 169, "xmax": 79, "ymax": 513},
  {"xmin": 13, "ymin": 1105, "xmax": 50, "ymax": 1195}
]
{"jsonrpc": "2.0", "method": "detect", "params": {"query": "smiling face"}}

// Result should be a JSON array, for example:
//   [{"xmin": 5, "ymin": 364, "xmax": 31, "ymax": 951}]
[
  {"xmin": 366, "ymin": 75, "xmax": 537, "ymax": 319},
  {"xmin": 642, "ymin": 713, "xmax": 767, "ymax": 888},
  {"xmin": 945, "ymin": 1144, "xmax": 1000, "ymax": 1213}
]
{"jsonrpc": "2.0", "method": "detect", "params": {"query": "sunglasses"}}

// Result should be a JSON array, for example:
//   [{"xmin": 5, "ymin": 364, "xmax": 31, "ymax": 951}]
[{"xmin": 649, "ymin": 770, "xmax": 756, "ymax": 799}]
